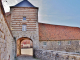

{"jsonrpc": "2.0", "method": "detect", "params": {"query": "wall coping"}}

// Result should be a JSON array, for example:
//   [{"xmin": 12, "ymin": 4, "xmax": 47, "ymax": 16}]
[{"xmin": 35, "ymin": 49, "xmax": 80, "ymax": 55}]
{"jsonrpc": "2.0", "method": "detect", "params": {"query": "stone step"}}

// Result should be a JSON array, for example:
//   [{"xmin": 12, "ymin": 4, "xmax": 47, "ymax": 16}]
[{"xmin": 16, "ymin": 55, "xmax": 40, "ymax": 60}]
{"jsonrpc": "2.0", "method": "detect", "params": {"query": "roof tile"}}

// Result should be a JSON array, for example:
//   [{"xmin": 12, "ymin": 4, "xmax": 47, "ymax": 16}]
[{"xmin": 39, "ymin": 23, "xmax": 80, "ymax": 41}]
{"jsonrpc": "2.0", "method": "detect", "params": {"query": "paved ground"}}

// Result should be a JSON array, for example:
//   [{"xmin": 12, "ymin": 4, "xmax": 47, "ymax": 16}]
[
  {"xmin": 21, "ymin": 48, "xmax": 33, "ymax": 56},
  {"xmin": 17, "ymin": 55, "xmax": 40, "ymax": 60}
]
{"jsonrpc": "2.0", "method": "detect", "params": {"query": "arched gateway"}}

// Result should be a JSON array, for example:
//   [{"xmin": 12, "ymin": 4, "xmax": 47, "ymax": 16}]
[
  {"xmin": 9, "ymin": 0, "xmax": 39, "ymax": 57},
  {"xmin": 17, "ymin": 37, "xmax": 33, "ymax": 56}
]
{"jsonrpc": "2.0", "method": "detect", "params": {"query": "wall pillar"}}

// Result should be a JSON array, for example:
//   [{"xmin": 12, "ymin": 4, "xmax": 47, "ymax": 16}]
[{"xmin": 17, "ymin": 40, "xmax": 21, "ymax": 56}]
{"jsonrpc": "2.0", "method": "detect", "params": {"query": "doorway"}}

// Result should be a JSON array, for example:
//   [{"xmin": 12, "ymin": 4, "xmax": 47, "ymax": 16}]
[
  {"xmin": 17, "ymin": 37, "xmax": 33, "ymax": 56},
  {"xmin": 21, "ymin": 39, "xmax": 33, "ymax": 56}
]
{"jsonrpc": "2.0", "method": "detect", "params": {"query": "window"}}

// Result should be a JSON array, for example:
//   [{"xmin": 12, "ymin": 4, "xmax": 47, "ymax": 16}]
[
  {"xmin": 23, "ymin": 16, "xmax": 26, "ymax": 20},
  {"xmin": 43, "ymin": 42, "xmax": 47, "ymax": 46},
  {"xmin": 58, "ymin": 41, "xmax": 61, "ymax": 45},
  {"xmin": 68, "ymin": 41, "xmax": 71, "ymax": 45},
  {"xmin": 22, "ymin": 25, "xmax": 26, "ymax": 31}
]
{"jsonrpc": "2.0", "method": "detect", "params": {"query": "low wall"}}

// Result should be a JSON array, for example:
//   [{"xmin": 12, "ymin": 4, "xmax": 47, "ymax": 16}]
[{"xmin": 35, "ymin": 50, "xmax": 80, "ymax": 60}]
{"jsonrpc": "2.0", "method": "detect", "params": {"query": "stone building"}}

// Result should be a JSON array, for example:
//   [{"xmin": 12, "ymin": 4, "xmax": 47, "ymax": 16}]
[
  {"xmin": 0, "ymin": 0, "xmax": 15, "ymax": 60},
  {"xmin": 0, "ymin": 0, "xmax": 80, "ymax": 60},
  {"xmin": 5, "ymin": 0, "xmax": 80, "ymax": 54},
  {"xmin": 6, "ymin": 0, "xmax": 39, "ymax": 56},
  {"xmin": 39, "ymin": 23, "xmax": 80, "ymax": 52}
]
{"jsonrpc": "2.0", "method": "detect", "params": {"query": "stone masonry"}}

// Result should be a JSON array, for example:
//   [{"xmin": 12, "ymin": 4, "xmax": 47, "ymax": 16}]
[
  {"xmin": 1, "ymin": 0, "xmax": 80, "ymax": 60},
  {"xmin": 0, "ymin": 1, "xmax": 15, "ymax": 60},
  {"xmin": 35, "ymin": 49, "xmax": 80, "ymax": 60},
  {"xmin": 39, "ymin": 40, "xmax": 80, "ymax": 52}
]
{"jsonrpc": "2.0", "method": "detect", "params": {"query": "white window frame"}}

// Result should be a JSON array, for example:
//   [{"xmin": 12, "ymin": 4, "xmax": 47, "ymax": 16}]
[
  {"xmin": 68, "ymin": 41, "xmax": 71, "ymax": 45},
  {"xmin": 43, "ymin": 42, "xmax": 47, "ymax": 46},
  {"xmin": 23, "ymin": 16, "xmax": 26, "ymax": 20},
  {"xmin": 58, "ymin": 41, "xmax": 61, "ymax": 45},
  {"xmin": 22, "ymin": 24, "xmax": 26, "ymax": 31}
]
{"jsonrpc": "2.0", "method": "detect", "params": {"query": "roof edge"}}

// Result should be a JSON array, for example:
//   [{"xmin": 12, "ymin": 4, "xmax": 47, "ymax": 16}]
[
  {"xmin": 10, "ymin": 6, "xmax": 38, "ymax": 9},
  {"xmin": 39, "ymin": 22, "xmax": 80, "ymax": 28},
  {"xmin": 39, "ymin": 39, "xmax": 80, "ymax": 41}
]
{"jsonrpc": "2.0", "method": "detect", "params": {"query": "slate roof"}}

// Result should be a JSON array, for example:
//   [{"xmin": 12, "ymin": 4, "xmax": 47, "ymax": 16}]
[
  {"xmin": 39, "ymin": 23, "xmax": 80, "ymax": 41},
  {"xmin": 12, "ymin": 0, "xmax": 35, "ymax": 7}
]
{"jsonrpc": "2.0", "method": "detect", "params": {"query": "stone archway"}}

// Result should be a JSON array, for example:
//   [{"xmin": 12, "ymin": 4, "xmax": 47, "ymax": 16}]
[{"xmin": 17, "ymin": 37, "xmax": 33, "ymax": 56}]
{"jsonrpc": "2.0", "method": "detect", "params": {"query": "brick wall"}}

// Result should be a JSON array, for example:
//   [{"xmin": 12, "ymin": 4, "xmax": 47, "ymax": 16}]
[
  {"xmin": 11, "ymin": 7, "xmax": 38, "ymax": 31},
  {"xmin": 10, "ymin": 7, "xmax": 39, "ymax": 49}
]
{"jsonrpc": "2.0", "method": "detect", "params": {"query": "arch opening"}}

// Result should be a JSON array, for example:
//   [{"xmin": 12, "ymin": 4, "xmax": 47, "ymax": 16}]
[{"xmin": 17, "ymin": 37, "xmax": 33, "ymax": 56}]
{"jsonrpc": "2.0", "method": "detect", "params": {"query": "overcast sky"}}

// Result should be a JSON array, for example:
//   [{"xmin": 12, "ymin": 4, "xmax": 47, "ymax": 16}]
[{"xmin": 2, "ymin": 0, "xmax": 80, "ymax": 27}]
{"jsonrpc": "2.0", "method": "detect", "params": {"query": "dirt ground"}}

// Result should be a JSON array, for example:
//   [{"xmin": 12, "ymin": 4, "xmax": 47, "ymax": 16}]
[{"xmin": 21, "ymin": 48, "xmax": 33, "ymax": 56}]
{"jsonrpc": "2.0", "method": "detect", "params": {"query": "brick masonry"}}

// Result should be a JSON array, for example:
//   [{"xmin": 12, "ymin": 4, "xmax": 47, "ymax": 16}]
[{"xmin": 10, "ymin": 7, "xmax": 39, "ymax": 49}]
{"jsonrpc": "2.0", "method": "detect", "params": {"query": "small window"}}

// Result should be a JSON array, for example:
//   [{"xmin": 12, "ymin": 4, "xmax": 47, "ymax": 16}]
[
  {"xmin": 58, "ymin": 41, "xmax": 61, "ymax": 45},
  {"xmin": 43, "ymin": 42, "xmax": 47, "ymax": 46},
  {"xmin": 23, "ymin": 16, "xmax": 26, "ymax": 20},
  {"xmin": 22, "ymin": 25, "xmax": 26, "ymax": 31},
  {"xmin": 68, "ymin": 41, "xmax": 71, "ymax": 45}
]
